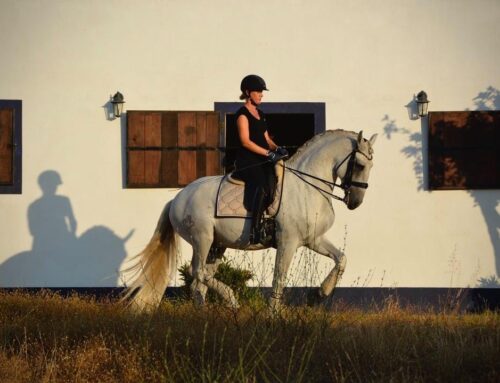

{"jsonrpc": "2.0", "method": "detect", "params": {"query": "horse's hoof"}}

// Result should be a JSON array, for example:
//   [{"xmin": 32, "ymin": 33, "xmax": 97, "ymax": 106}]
[
  {"xmin": 192, "ymin": 289, "xmax": 206, "ymax": 307},
  {"xmin": 268, "ymin": 296, "xmax": 284, "ymax": 316},
  {"xmin": 268, "ymin": 304, "xmax": 283, "ymax": 317}
]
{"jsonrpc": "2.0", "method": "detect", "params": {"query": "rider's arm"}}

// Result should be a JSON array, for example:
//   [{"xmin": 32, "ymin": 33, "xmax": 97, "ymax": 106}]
[
  {"xmin": 237, "ymin": 115, "xmax": 270, "ymax": 156},
  {"xmin": 264, "ymin": 131, "xmax": 278, "ymax": 151}
]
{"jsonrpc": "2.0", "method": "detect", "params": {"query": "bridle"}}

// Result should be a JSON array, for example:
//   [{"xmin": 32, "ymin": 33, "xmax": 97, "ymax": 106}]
[{"xmin": 283, "ymin": 144, "xmax": 373, "ymax": 205}]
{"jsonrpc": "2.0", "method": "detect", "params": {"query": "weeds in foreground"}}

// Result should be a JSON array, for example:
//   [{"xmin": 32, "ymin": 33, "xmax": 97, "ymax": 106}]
[
  {"xmin": 178, "ymin": 262, "xmax": 266, "ymax": 306},
  {"xmin": 0, "ymin": 291, "xmax": 499, "ymax": 382}
]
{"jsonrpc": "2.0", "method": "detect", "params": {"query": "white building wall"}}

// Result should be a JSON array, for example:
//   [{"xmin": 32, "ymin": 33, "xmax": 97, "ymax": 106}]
[{"xmin": 0, "ymin": 0, "xmax": 499, "ymax": 287}]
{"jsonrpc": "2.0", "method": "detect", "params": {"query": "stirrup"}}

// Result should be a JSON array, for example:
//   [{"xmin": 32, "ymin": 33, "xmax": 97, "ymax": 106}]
[
  {"xmin": 251, "ymin": 220, "xmax": 275, "ymax": 246},
  {"xmin": 249, "ymin": 223, "xmax": 269, "ymax": 245},
  {"xmin": 260, "ymin": 226, "xmax": 272, "ymax": 243}
]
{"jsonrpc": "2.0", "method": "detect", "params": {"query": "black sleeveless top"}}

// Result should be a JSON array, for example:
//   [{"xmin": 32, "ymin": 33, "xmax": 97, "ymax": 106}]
[
  {"xmin": 233, "ymin": 106, "xmax": 276, "ymax": 207},
  {"xmin": 234, "ymin": 106, "xmax": 269, "ymax": 166}
]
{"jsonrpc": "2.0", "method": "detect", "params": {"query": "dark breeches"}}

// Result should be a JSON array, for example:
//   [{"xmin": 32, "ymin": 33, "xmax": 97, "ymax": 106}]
[{"xmin": 235, "ymin": 162, "xmax": 276, "ymax": 211}]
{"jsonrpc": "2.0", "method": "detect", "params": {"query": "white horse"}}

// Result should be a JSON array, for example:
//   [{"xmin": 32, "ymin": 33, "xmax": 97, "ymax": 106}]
[{"xmin": 124, "ymin": 130, "xmax": 377, "ymax": 311}]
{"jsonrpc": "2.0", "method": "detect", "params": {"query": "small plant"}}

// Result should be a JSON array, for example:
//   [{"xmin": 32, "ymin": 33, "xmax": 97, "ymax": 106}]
[
  {"xmin": 178, "ymin": 261, "xmax": 265, "ymax": 305},
  {"xmin": 477, "ymin": 275, "xmax": 500, "ymax": 288}
]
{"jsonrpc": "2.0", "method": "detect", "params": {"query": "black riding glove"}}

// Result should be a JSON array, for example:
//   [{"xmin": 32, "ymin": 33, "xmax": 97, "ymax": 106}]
[
  {"xmin": 267, "ymin": 150, "xmax": 279, "ymax": 163},
  {"xmin": 276, "ymin": 147, "xmax": 289, "ymax": 158}
]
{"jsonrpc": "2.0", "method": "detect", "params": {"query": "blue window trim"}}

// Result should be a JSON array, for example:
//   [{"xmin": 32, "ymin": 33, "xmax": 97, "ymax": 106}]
[{"xmin": 0, "ymin": 100, "xmax": 22, "ymax": 194}]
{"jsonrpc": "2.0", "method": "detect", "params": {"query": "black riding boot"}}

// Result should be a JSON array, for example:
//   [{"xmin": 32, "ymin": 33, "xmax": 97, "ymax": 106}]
[{"xmin": 249, "ymin": 188, "xmax": 267, "ymax": 245}]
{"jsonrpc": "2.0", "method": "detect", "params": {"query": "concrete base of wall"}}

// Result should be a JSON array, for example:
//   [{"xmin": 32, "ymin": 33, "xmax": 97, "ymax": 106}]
[
  {"xmin": 277, "ymin": 287, "xmax": 500, "ymax": 313},
  {"xmin": 1, "ymin": 287, "xmax": 498, "ymax": 312}
]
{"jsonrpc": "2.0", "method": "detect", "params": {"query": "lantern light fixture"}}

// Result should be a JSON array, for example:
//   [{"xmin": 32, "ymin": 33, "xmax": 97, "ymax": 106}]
[
  {"xmin": 416, "ymin": 90, "xmax": 429, "ymax": 117},
  {"xmin": 111, "ymin": 91, "xmax": 125, "ymax": 118}
]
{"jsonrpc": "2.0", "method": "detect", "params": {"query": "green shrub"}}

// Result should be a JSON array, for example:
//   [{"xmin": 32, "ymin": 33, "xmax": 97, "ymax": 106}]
[{"xmin": 178, "ymin": 261, "xmax": 265, "ymax": 305}]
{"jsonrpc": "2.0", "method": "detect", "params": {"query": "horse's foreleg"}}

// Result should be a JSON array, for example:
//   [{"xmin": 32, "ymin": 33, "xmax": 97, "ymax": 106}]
[
  {"xmin": 270, "ymin": 241, "xmax": 299, "ymax": 312},
  {"xmin": 308, "ymin": 237, "xmax": 346, "ymax": 298}
]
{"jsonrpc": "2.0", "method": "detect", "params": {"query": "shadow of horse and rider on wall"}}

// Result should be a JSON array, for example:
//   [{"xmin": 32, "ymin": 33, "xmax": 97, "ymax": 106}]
[{"xmin": 0, "ymin": 170, "xmax": 133, "ymax": 287}]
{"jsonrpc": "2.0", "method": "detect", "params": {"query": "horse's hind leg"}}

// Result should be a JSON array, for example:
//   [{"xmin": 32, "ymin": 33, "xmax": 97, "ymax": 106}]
[
  {"xmin": 203, "ymin": 246, "xmax": 239, "ymax": 308},
  {"xmin": 190, "ymin": 233, "xmax": 214, "ymax": 306},
  {"xmin": 191, "ymin": 244, "xmax": 239, "ymax": 308},
  {"xmin": 308, "ymin": 236, "xmax": 346, "ymax": 299}
]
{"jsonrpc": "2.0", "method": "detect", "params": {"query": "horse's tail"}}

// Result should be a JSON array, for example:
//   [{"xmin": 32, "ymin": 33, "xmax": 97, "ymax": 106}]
[{"xmin": 122, "ymin": 200, "xmax": 177, "ymax": 311}]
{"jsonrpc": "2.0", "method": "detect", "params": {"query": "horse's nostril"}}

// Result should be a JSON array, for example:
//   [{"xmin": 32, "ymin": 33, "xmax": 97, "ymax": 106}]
[{"xmin": 348, "ymin": 200, "xmax": 361, "ymax": 210}]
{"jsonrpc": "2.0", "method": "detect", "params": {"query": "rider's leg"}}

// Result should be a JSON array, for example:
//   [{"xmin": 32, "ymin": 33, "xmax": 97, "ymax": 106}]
[{"xmin": 249, "ymin": 187, "xmax": 267, "ymax": 244}]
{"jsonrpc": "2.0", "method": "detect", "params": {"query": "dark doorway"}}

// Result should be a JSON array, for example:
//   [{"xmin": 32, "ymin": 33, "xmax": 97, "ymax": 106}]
[{"xmin": 214, "ymin": 102, "xmax": 325, "ymax": 173}]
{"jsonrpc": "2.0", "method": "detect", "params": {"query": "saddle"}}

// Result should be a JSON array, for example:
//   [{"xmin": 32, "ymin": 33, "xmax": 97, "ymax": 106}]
[{"xmin": 216, "ymin": 160, "xmax": 285, "ymax": 218}]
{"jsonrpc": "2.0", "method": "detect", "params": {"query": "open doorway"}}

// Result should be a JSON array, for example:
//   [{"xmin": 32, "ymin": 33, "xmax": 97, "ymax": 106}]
[{"xmin": 214, "ymin": 102, "xmax": 325, "ymax": 173}]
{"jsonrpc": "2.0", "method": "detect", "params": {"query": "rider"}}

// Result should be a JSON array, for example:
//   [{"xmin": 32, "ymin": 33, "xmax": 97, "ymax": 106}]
[{"xmin": 233, "ymin": 74, "xmax": 288, "ymax": 244}]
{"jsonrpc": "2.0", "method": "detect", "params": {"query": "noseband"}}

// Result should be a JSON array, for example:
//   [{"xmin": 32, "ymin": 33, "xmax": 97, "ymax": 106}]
[
  {"xmin": 284, "ymin": 144, "xmax": 373, "ymax": 205},
  {"xmin": 335, "ymin": 148, "xmax": 372, "ymax": 190}
]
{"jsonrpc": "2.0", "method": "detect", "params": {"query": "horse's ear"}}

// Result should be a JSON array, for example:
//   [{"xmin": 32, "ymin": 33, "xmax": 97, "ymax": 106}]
[
  {"xmin": 357, "ymin": 131, "xmax": 363, "ymax": 143},
  {"xmin": 122, "ymin": 229, "xmax": 135, "ymax": 243},
  {"xmin": 369, "ymin": 133, "xmax": 378, "ymax": 146}
]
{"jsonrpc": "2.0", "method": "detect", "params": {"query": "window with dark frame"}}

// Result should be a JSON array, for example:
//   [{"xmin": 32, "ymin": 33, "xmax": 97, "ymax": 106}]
[
  {"xmin": 215, "ymin": 102, "xmax": 325, "ymax": 173},
  {"xmin": 428, "ymin": 111, "xmax": 500, "ymax": 190},
  {"xmin": 0, "ymin": 100, "xmax": 22, "ymax": 194}
]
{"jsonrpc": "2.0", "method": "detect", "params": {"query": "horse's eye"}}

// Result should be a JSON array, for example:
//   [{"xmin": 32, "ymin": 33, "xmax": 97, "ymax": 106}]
[{"xmin": 355, "ymin": 163, "xmax": 365, "ymax": 170}]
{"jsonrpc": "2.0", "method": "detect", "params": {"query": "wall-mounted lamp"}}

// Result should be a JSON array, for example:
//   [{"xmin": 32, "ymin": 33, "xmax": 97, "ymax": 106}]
[
  {"xmin": 111, "ymin": 91, "xmax": 125, "ymax": 118},
  {"xmin": 416, "ymin": 91, "xmax": 429, "ymax": 117}
]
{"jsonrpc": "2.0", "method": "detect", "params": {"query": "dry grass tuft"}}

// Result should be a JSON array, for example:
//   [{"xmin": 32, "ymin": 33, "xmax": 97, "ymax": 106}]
[{"xmin": 0, "ymin": 290, "xmax": 499, "ymax": 382}]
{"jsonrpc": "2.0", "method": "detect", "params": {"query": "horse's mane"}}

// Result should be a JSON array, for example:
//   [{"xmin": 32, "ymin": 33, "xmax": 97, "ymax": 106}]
[{"xmin": 287, "ymin": 129, "xmax": 356, "ymax": 164}]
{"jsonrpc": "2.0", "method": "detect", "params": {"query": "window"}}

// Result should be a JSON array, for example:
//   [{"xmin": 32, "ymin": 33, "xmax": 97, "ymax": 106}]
[
  {"xmin": 428, "ymin": 111, "xmax": 500, "ymax": 190},
  {"xmin": 0, "ymin": 100, "xmax": 22, "ymax": 194},
  {"xmin": 214, "ymin": 102, "xmax": 325, "ymax": 172},
  {"xmin": 126, "ymin": 111, "xmax": 222, "ymax": 188}
]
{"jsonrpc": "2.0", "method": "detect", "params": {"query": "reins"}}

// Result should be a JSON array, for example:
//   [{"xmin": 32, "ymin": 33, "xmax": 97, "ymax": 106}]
[
  {"xmin": 282, "ymin": 147, "xmax": 373, "ymax": 205},
  {"xmin": 230, "ymin": 145, "xmax": 373, "ymax": 206},
  {"xmin": 281, "ymin": 164, "xmax": 346, "ymax": 202}
]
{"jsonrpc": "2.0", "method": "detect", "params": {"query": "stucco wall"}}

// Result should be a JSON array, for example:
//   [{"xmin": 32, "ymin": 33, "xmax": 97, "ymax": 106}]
[{"xmin": 0, "ymin": 0, "xmax": 499, "ymax": 287}]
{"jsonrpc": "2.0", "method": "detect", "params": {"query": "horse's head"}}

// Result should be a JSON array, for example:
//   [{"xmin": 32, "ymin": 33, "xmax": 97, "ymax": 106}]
[{"xmin": 336, "ymin": 131, "xmax": 377, "ymax": 210}]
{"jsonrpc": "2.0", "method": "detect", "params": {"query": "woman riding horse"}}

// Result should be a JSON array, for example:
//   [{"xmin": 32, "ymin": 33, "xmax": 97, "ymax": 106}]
[
  {"xmin": 124, "ymin": 129, "xmax": 377, "ymax": 311},
  {"xmin": 233, "ymin": 74, "xmax": 288, "ymax": 244}
]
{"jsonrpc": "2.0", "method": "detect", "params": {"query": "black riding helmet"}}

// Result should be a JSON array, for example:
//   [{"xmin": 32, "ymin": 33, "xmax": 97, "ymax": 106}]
[{"xmin": 240, "ymin": 74, "xmax": 269, "ymax": 93}]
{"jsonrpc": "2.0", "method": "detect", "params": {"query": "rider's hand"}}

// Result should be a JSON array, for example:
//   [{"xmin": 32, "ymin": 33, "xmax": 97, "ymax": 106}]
[
  {"xmin": 277, "ymin": 147, "xmax": 289, "ymax": 158},
  {"xmin": 267, "ymin": 150, "xmax": 279, "ymax": 163}
]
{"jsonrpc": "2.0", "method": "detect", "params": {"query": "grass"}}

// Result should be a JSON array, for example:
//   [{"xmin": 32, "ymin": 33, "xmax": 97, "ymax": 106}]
[{"xmin": 0, "ymin": 291, "xmax": 499, "ymax": 382}]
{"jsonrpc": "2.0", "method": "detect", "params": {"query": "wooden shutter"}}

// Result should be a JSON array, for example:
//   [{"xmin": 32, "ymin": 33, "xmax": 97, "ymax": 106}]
[
  {"xmin": 126, "ymin": 111, "xmax": 221, "ymax": 188},
  {"xmin": 0, "ymin": 108, "xmax": 14, "ymax": 185},
  {"xmin": 0, "ymin": 100, "xmax": 21, "ymax": 194},
  {"xmin": 428, "ymin": 111, "xmax": 500, "ymax": 190}
]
